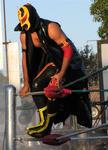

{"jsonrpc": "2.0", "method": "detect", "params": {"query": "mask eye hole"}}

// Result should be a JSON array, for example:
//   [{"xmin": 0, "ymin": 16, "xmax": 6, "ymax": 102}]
[{"xmin": 20, "ymin": 8, "xmax": 24, "ymax": 17}]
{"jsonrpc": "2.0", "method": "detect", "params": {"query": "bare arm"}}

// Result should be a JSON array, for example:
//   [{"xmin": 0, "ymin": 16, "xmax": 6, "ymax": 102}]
[
  {"xmin": 48, "ymin": 23, "xmax": 73, "ymax": 85},
  {"xmin": 19, "ymin": 32, "xmax": 30, "ymax": 96}
]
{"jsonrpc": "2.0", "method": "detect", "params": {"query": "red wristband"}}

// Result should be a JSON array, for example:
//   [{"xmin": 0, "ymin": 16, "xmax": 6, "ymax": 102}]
[{"xmin": 62, "ymin": 43, "xmax": 73, "ymax": 59}]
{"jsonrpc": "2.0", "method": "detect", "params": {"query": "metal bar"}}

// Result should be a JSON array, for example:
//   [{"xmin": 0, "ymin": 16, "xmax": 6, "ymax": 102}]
[
  {"xmin": 56, "ymin": 123, "xmax": 108, "ymax": 141},
  {"xmin": 70, "ymin": 136, "xmax": 108, "ymax": 140},
  {"xmin": 26, "ymin": 91, "xmax": 44, "ymax": 96},
  {"xmin": 25, "ymin": 89, "xmax": 108, "ymax": 97},
  {"xmin": 63, "ymin": 65, "xmax": 108, "ymax": 88},
  {"xmin": 15, "ymin": 136, "xmax": 108, "ymax": 142},
  {"xmin": 15, "ymin": 65, "xmax": 108, "ymax": 97},
  {"xmin": 2, "ymin": 0, "xmax": 8, "ymax": 79},
  {"xmin": 5, "ymin": 85, "xmax": 16, "ymax": 150}
]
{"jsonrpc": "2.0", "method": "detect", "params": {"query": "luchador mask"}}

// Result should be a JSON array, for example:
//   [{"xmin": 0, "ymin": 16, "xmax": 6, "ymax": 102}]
[
  {"xmin": 18, "ymin": 6, "xmax": 30, "ymax": 31},
  {"xmin": 15, "ymin": 4, "xmax": 40, "ymax": 32}
]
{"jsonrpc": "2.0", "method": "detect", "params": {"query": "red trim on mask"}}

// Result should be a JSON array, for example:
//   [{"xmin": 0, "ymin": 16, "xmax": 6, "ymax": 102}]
[
  {"xmin": 20, "ymin": 14, "xmax": 28, "ymax": 24},
  {"xmin": 62, "ymin": 43, "xmax": 73, "ymax": 59}
]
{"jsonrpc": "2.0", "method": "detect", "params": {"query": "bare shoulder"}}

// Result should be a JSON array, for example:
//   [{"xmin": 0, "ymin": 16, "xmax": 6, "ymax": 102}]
[
  {"xmin": 48, "ymin": 22, "xmax": 62, "ymax": 38},
  {"xmin": 48, "ymin": 22, "xmax": 60, "ymax": 30},
  {"xmin": 20, "ymin": 32, "xmax": 26, "ymax": 41},
  {"xmin": 48, "ymin": 22, "xmax": 67, "ymax": 44},
  {"xmin": 20, "ymin": 32, "xmax": 26, "ymax": 49}
]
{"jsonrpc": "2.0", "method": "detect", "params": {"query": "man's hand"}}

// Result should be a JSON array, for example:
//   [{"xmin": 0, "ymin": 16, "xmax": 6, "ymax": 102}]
[
  {"xmin": 19, "ymin": 85, "xmax": 30, "ymax": 97},
  {"xmin": 50, "ymin": 72, "xmax": 63, "ymax": 87},
  {"xmin": 44, "ymin": 86, "xmax": 72, "ymax": 99}
]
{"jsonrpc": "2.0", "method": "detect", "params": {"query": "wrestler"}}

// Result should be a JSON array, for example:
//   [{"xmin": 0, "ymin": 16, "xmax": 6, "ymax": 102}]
[{"xmin": 15, "ymin": 3, "xmax": 92, "ymax": 138}]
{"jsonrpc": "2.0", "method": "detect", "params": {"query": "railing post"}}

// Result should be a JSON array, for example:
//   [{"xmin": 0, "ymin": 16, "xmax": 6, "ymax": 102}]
[{"xmin": 5, "ymin": 85, "xmax": 16, "ymax": 150}]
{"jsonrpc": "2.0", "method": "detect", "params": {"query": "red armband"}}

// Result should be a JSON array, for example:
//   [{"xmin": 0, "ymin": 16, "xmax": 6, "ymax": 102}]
[{"xmin": 62, "ymin": 43, "xmax": 73, "ymax": 59}]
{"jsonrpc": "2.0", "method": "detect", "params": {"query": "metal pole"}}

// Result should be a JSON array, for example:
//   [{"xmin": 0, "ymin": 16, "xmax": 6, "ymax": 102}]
[
  {"xmin": 5, "ymin": 85, "xmax": 16, "ymax": 150},
  {"xmin": 2, "ymin": 0, "xmax": 8, "ymax": 79}
]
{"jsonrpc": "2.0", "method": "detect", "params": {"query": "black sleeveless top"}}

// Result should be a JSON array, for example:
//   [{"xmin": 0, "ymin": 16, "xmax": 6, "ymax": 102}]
[
  {"xmin": 25, "ymin": 18, "xmax": 85, "ymax": 85},
  {"xmin": 37, "ymin": 18, "xmax": 84, "ymax": 69}
]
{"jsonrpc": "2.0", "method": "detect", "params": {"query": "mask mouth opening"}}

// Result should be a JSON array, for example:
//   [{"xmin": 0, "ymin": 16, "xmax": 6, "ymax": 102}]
[{"xmin": 22, "ymin": 24, "xmax": 29, "ymax": 31}]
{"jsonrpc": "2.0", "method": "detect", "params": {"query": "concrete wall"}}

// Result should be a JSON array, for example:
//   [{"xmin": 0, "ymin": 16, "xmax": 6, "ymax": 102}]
[
  {"xmin": 98, "ymin": 40, "xmax": 108, "ymax": 122},
  {"xmin": 101, "ymin": 42, "xmax": 108, "ymax": 122},
  {"xmin": 7, "ymin": 42, "xmax": 20, "ymax": 91}
]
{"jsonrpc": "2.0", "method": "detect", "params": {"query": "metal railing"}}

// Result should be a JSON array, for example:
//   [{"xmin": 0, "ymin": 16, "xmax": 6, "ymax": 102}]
[
  {"xmin": 5, "ymin": 85, "xmax": 16, "ymax": 150},
  {"xmin": 4, "ymin": 84, "xmax": 108, "ymax": 149}
]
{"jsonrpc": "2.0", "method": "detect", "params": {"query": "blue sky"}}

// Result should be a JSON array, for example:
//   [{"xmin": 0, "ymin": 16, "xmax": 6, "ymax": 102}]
[{"xmin": 2, "ymin": 0, "xmax": 100, "ymax": 50}]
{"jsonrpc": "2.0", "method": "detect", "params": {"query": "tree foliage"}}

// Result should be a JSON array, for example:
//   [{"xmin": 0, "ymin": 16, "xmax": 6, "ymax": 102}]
[
  {"xmin": 90, "ymin": 0, "xmax": 108, "ymax": 39},
  {"xmin": 79, "ymin": 45, "xmax": 98, "ymax": 85}
]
